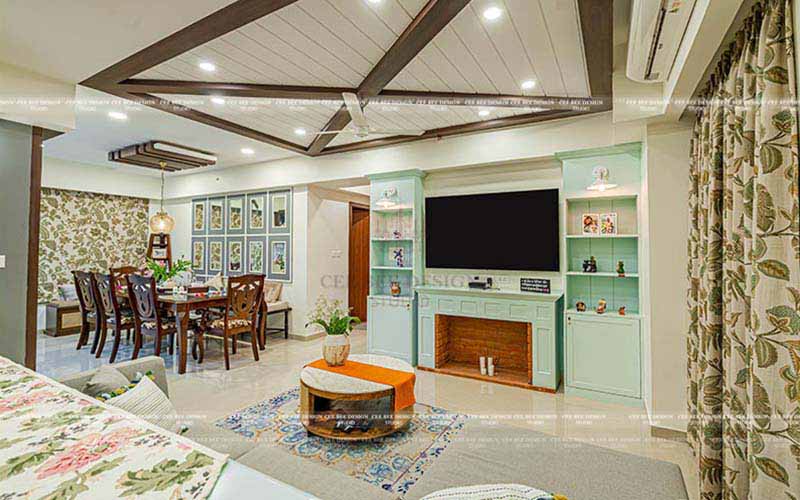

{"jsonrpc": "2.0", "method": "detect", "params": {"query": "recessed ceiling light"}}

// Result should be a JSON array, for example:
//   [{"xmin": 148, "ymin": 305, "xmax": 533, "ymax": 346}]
[
  {"xmin": 483, "ymin": 6, "xmax": 502, "ymax": 21},
  {"xmin": 521, "ymin": 80, "xmax": 536, "ymax": 90},
  {"xmin": 210, "ymin": 96, "xmax": 225, "ymax": 105},
  {"xmin": 294, "ymin": 128, "xmax": 307, "ymax": 136},
  {"xmin": 478, "ymin": 109, "xmax": 491, "ymax": 117},
  {"xmin": 108, "ymin": 111, "xmax": 128, "ymax": 120},
  {"xmin": 367, "ymin": 0, "xmax": 382, "ymax": 3},
  {"xmin": 198, "ymin": 61, "xmax": 216, "ymax": 72},
  {"xmin": 241, "ymin": 147, "xmax": 254, "ymax": 155}
]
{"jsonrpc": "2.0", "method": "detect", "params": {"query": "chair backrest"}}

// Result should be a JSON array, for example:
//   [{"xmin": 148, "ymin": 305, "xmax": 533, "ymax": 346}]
[
  {"xmin": 92, "ymin": 272, "xmax": 118, "ymax": 318},
  {"xmin": 226, "ymin": 274, "xmax": 265, "ymax": 323},
  {"xmin": 263, "ymin": 281, "xmax": 283, "ymax": 303},
  {"xmin": 72, "ymin": 270, "xmax": 95, "ymax": 313},
  {"xmin": 110, "ymin": 266, "xmax": 138, "ymax": 290},
  {"xmin": 127, "ymin": 273, "xmax": 159, "ymax": 325}
]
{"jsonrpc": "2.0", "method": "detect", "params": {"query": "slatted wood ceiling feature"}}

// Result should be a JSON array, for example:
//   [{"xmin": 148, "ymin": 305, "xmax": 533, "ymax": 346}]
[{"xmin": 136, "ymin": 0, "xmax": 589, "ymax": 97}]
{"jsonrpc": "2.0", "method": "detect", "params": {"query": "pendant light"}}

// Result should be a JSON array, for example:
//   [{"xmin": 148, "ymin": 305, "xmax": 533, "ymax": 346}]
[
  {"xmin": 149, "ymin": 161, "xmax": 176, "ymax": 234},
  {"xmin": 586, "ymin": 166, "xmax": 618, "ymax": 192}
]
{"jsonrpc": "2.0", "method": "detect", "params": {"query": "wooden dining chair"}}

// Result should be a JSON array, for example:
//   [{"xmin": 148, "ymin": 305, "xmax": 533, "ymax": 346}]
[
  {"xmin": 73, "ymin": 270, "xmax": 99, "ymax": 352},
  {"xmin": 206, "ymin": 274, "xmax": 264, "ymax": 370},
  {"xmin": 91, "ymin": 272, "xmax": 134, "ymax": 363},
  {"xmin": 126, "ymin": 274, "xmax": 176, "ymax": 361}
]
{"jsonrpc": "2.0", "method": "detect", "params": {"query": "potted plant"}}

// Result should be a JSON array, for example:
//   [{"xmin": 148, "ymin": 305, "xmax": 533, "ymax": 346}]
[
  {"xmin": 146, "ymin": 258, "xmax": 192, "ymax": 287},
  {"xmin": 306, "ymin": 297, "xmax": 360, "ymax": 366}
]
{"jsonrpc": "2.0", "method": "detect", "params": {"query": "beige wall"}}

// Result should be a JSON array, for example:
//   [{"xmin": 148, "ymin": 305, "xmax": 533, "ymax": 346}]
[{"xmin": 646, "ymin": 124, "xmax": 692, "ymax": 431}]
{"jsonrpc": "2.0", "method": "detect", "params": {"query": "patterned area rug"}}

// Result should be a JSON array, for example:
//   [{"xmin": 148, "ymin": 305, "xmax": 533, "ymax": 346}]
[{"xmin": 216, "ymin": 388, "xmax": 466, "ymax": 497}]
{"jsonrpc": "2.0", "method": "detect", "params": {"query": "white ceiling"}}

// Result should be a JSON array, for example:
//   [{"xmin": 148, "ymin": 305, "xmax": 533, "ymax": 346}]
[{"xmin": 43, "ymin": 87, "xmax": 297, "ymax": 172}]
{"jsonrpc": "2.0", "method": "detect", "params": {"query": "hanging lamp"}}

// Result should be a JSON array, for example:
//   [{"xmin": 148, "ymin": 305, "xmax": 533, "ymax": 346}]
[{"xmin": 148, "ymin": 161, "xmax": 176, "ymax": 234}]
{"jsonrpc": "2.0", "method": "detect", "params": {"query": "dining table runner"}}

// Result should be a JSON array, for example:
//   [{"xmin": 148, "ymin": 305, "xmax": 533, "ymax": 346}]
[
  {"xmin": 0, "ymin": 356, "xmax": 227, "ymax": 499},
  {"xmin": 306, "ymin": 358, "xmax": 415, "ymax": 412}
]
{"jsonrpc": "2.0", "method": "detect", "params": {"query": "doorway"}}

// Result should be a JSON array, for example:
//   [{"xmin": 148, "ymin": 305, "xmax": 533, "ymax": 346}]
[{"xmin": 348, "ymin": 204, "xmax": 370, "ymax": 322}]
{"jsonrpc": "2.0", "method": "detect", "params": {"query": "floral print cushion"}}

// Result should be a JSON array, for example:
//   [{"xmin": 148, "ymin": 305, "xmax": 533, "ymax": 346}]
[
  {"xmin": 141, "ymin": 320, "xmax": 176, "ymax": 330},
  {"xmin": 94, "ymin": 371, "xmax": 156, "ymax": 402},
  {"xmin": 210, "ymin": 318, "xmax": 252, "ymax": 329},
  {"xmin": 0, "ymin": 356, "xmax": 227, "ymax": 499}
]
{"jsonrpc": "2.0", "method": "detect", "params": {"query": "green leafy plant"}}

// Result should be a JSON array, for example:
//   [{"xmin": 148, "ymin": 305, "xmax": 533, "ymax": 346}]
[
  {"xmin": 146, "ymin": 258, "xmax": 191, "ymax": 283},
  {"xmin": 306, "ymin": 296, "xmax": 360, "ymax": 336}
]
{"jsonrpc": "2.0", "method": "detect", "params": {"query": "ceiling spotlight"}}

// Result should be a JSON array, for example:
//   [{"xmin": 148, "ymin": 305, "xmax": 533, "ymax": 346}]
[
  {"xmin": 294, "ymin": 128, "xmax": 307, "ymax": 136},
  {"xmin": 367, "ymin": 0, "xmax": 382, "ymax": 3},
  {"xmin": 241, "ymin": 147, "xmax": 254, "ymax": 155},
  {"xmin": 210, "ymin": 96, "xmax": 225, "ymax": 105},
  {"xmin": 108, "ymin": 111, "xmax": 128, "ymax": 120},
  {"xmin": 198, "ymin": 61, "xmax": 216, "ymax": 72},
  {"xmin": 521, "ymin": 80, "xmax": 536, "ymax": 90},
  {"xmin": 483, "ymin": 6, "xmax": 502, "ymax": 21},
  {"xmin": 478, "ymin": 109, "xmax": 491, "ymax": 117}
]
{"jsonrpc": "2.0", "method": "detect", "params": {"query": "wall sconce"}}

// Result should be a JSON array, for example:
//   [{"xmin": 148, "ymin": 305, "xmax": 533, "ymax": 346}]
[
  {"xmin": 376, "ymin": 187, "xmax": 399, "ymax": 208},
  {"xmin": 586, "ymin": 166, "xmax": 618, "ymax": 192}
]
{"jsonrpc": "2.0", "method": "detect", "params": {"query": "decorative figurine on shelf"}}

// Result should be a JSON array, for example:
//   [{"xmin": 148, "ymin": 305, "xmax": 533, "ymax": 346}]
[
  {"xmin": 393, "ymin": 247, "xmax": 405, "ymax": 267},
  {"xmin": 390, "ymin": 281, "xmax": 402, "ymax": 297},
  {"xmin": 576, "ymin": 301, "xmax": 587, "ymax": 312},
  {"xmin": 582, "ymin": 256, "xmax": 598, "ymax": 273},
  {"xmin": 596, "ymin": 298, "xmax": 607, "ymax": 314},
  {"xmin": 617, "ymin": 260, "xmax": 625, "ymax": 277},
  {"xmin": 618, "ymin": 306, "xmax": 626, "ymax": 316}
]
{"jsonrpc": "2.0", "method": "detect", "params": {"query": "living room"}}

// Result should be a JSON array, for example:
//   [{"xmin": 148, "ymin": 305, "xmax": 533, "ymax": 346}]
[{"xmin": 1, "ymin": 1, "xmax": 797, "ymax": 499}]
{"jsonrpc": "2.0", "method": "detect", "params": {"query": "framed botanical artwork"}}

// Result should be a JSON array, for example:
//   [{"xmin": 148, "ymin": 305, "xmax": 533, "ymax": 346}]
[
  {"xmin": 226, "ymin": 237, "xmax": 244, "ymax": 276},
  {"xmin": 151, "ymin": 248, "xmax": 168, "ymax": 259},
  {"xmin": 191, "ymin": 237, "xmax": 206, "ymax": 274},
  {"xmin": 269, "ymin": 190, "xmax": 291, "ymax": 234},
  {"xmin": 207, "ymin": 237, "xmax": 225, "ymax": 274},
  {"xmin": 582, "ymin": 213, "xmax": 599, "ymax": 235},
  {"xmin": 600, "ymin": 212, "xmax": 617, "ymax": 235},
  {"xmin": 246, "ymin": 236, "xmax": 266, "ymax": 274},
  {"xmin": 192, "ymin": 199, "xmax": 207, "ymax": 235},
  {"xmin": 227, "ymin": 195, "xmax": 245, "ymax": 235},
  {"xmin": 246, "ymin": 193, "xmax": 267, "ymax": 234},
  {"xmin": 208, "ymin": 198, "xmax": 225, "ymax": 235},
  {"xmin": 268, "ymin": 235, "xmax": 291, "ymax": 281}
]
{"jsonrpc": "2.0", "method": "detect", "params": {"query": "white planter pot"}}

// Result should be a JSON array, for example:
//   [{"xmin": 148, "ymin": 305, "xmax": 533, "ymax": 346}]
[{"xmin": 322, "ymin": 334, "xmax": 350, "ymax": 366}]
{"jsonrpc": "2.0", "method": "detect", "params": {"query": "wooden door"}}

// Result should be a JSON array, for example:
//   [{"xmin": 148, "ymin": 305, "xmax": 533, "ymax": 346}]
[{"xmin": 348, "ymin": 205, "xmax": 370, "ymax": 321}]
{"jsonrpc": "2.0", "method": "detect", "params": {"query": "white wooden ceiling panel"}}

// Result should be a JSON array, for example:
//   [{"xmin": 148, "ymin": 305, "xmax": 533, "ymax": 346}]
[
  {"xmin": 296, "ymin": 1, "xmax": 386, "ymax": 64},
  {"xmin": 327, "ymin": 0, "xmax": 398, "ymax": 50},
  {"xmin": 415, "ymin": 44, "xmax": 477, "ymax": 93},
  {"xmin": 505, "ymin": 0, "xmax": 567, "ymax": 96},
  {"xmin": 539, "ymin": 0, "xmax": 590, "ymax": 97}
]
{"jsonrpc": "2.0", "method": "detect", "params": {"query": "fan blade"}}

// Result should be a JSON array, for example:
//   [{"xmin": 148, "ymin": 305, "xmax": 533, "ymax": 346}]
[
  {"xmin": 314, "ymin": 129, "xmax": 360, "ymax": 135},
  {"xmin": 342, "ymin": 92, "xmax": 369, "ymax": 129},
  {"xmin": 369, "ymin": 128, "xmax": 426, "ymax": 136}
]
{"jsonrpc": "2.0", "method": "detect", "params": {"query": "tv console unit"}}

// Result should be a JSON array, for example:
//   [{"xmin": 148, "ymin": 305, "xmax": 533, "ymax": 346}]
[{"xmin": 415, "ymin": 285, "xmax": 563, "ymax": 392}]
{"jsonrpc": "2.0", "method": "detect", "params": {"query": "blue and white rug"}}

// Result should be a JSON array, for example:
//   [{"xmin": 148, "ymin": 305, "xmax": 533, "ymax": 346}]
[{"xmin": 216, "ymin": 387, "xmax": 466, "ymax": 497}]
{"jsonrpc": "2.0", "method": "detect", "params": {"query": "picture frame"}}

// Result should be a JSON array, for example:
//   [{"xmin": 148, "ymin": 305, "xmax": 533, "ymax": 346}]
[
  {"xmin": 226, "ymin": 237, "xmax": 244, "ymax": 276},
  {"xmin": 246, "ymin": 236, "xmax": 266, "ymax": 274},
  {"xmin": 246, "ymin": 192, "xmax": 267, "ymax": 234},
  {"xmin": 582, "ymin": 213, "xmax": 599, "ymax": 235},
  {"xmin": 191, "ymin": 237, "xmax": 206, "ymax": 274},
  {"xmin": 208, "ymin": 197, "xmax": 225, "ymax": 235},
  {"xmin": 268, "ymin": 235, "xmax": 291, "ymax": 281},
  {"xmin": 208, "ymin": 237, "xmax": 225, "ymax": 273},
  {"xmin": 269, "ymin": 190, "xmax": 291, "ymax": 234},
  {"xmin": 226, "ymin": 195, "xmax": 245, "ymax": 235},
  {"xmin": 191, "ymin": 198, "xmax": 207, "ymax": 235},
  {"xmin": 151, "ymin": 248, "xmax": 168, "ymax": 259},
  {"xmin": 600, "ymin": 212, "xmax": 618, "ymax": 235}
]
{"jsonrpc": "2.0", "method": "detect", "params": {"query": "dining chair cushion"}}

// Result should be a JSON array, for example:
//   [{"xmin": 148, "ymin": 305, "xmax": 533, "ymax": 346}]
[
  {"xmin": 58, "ymin": 284, "xmax": 79, "ymax": 301},
  {"xmin": 141, "ymin": 320, "xmax": 176, "ymax": 330},
  {"xmin": 265, "ymin": 301, "xmax": 289, "ymax": 312},
  {"xmin": 82, "ymin": 365, "xmax": 132, "ymax": 398},
  {"xmin": 264, "ymin": 282, "xmax": 283, "ymax": 303},
  {"xmin": 106, "ymin": 375, "xmax": 179, "ymax": 433},
  {"xmin": 210, "ymin": 318, "xmax": 252, "ymax": 329}
]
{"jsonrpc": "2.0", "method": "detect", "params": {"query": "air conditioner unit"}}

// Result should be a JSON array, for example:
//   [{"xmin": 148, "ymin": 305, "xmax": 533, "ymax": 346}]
[{"xmin": 626, "ymin": 0, "xmax": 696, "ymax": 83}]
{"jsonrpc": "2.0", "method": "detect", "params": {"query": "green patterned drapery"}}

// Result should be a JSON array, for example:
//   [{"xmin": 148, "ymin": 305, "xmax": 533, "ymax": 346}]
[{"xmin": 687, "ymin": 1, "xmax": 800, "ymax": 498}]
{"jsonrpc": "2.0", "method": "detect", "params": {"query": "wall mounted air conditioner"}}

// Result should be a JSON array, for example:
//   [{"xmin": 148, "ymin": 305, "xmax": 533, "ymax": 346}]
[{"xmin": 626, "ymin": 0, "xmax": 696, "ymax": 83}]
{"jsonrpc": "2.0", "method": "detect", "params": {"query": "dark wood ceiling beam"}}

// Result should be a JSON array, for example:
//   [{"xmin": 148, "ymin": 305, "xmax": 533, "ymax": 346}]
[
  {"xmin": 318, "ymin": 109, "xmax": 598, "ymax": 156},
  {"xmin": 102, "ymin": 88, "xmax": 309, "ymax": 155},
  {"xmin": 307, "ymin": 0, "xmax": 471, "ymax": 155},
  {"xmin": 577, "ymin": 0, "xmax": 613, "ymax": 99},
  {"xmin": 82, "ymin": 0, "xmax": 298, "ymax": 87}
]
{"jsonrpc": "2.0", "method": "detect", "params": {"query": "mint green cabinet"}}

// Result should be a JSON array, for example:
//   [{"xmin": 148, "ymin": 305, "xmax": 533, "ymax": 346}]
[
  {"xmin": 367, "ymin": 296, "xmax": 417, "ymax": 365},
  {"xmin": 565, "ymin": 313, "xmax": 641, "ymax": 400}
]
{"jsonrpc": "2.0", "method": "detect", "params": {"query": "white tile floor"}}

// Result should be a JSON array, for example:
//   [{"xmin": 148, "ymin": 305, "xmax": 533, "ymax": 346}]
[{"xmin": 37, "ymin": 326, "xmax": 697, "ymax": 500}]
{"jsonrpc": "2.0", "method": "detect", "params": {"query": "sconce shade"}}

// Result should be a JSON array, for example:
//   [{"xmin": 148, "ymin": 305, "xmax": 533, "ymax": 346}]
[
  {"xmin": 586, "ymin": 166, "xmax": 618, "ymax": 192},
  {"xmin": 376, "ymin": 187, "xmax": 399, "ymax": 208}
]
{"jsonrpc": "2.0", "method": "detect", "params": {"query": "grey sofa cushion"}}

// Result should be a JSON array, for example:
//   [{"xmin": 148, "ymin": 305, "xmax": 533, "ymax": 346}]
[
  {"xmin": 60, "ymin": 356, "xmax": 169, "ymax": 398},
  {"xmin": 82, "ymin": 365, "xmax": 131, "ymax": 397},
  {"xmin": 183, "ymin": 421, "xmax": 256, "ymax": 460}
]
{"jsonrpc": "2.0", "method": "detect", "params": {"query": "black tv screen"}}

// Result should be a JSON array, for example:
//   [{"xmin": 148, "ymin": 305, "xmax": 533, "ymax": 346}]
[{"xmin": 425, "ymin": 189, "xmax": 559, "ymax": 272}]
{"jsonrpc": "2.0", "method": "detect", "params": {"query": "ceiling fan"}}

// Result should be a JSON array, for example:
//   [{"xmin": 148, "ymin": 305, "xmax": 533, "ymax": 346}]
[{"xmin": 315, "ymin": 93, "xmax": 426, "ymax": 138}]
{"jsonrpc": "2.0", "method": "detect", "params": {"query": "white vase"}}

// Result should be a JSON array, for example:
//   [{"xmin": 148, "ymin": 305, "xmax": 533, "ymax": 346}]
[
  {"xmin": 322, "ymin": 334, "xmax": 350, "ymax": 366},
  {"xmin": 174, "ymin": 270, "xmax": 194, "ymax": 288}
]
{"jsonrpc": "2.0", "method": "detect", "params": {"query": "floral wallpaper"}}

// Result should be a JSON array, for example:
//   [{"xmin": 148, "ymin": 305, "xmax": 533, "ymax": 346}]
[{"xmin": 38, "ymin": 188, "xmax": 149, "ymax": 303}]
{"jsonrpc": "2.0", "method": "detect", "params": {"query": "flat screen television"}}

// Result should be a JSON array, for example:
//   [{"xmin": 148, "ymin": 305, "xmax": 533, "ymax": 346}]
[{"xmin": 425, "ymin": 189, "xmax": 559, "ymax": 271}]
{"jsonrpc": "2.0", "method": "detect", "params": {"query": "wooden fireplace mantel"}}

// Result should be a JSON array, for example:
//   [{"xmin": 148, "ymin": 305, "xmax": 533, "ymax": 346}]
[{"xmin": 415, "ymin": 286, "xmax": 564, "ymax": 392}]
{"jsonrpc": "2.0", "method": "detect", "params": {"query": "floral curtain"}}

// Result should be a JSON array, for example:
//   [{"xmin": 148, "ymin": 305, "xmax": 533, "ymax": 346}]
[{"xmin": 687, "ymin": 1, "xmax": 800, "ymax": 498}]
